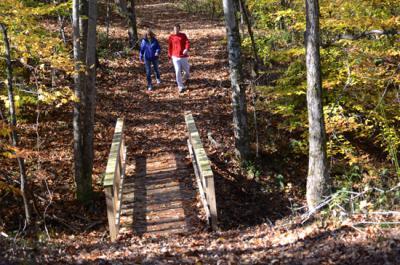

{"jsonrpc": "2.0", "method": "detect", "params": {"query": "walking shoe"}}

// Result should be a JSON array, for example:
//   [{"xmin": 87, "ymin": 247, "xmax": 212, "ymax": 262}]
[
  {"xmin": 156, "ymin": 78, "xmax": 161, "ymax": 84},
  {"xmin": 148, "ymin": 85, "xmax": 153, "ymax": 91},
  {"xmin": 178, "ymin": 87, "xmax": 185, "ymax": 93}
]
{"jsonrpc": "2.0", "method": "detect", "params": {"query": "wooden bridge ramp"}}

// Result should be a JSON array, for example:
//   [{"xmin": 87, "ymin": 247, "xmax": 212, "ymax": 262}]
[
  {"xmin": 103, "ymin": 115, "xmax": 217, "ymax": 241},
  {"xmin": 119, "ymin": 153, "xmax": 197, "ymax": 236}
]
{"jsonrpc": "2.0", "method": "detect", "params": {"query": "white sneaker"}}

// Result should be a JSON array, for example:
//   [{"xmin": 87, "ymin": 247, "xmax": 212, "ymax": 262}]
[
  {"xmin": 148, "ymin": 85, "xmax": 153, "ymax": 91},
  {"xmin": 156, "ymin": 78, "xmax": 161, "ymax": 84}
]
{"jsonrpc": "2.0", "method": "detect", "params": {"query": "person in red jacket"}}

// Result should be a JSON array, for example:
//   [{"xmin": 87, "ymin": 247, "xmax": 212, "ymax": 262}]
[{"xmin": 168, "ymin": 24, "xmax": 190, "ymax": 93}]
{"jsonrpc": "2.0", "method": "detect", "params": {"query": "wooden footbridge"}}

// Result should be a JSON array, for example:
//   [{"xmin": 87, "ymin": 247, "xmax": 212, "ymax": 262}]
[{"xmin": 102, "ymin": 113, "xmax": 218, "ymax": 241}]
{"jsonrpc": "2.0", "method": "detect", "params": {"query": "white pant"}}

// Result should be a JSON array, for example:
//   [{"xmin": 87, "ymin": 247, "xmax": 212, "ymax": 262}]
[{"xmin": 172, "ymin": 57, "xmax": 190, "ymax": 89}]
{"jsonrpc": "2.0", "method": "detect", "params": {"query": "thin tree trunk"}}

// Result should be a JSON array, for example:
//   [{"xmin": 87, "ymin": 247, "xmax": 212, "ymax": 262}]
[
  {"xmin": 251, "ymin": 81, "xmax": 259, "ymax": 158},
  {"xmin": 0, "ymin": 23, "xmax": 31, "ymax": 224},
  {"xmin": 57, "ymin": 12, "xmax": 67, "ymax": 44},
  {"xmin": 305, "ymin": 0, "xmax": 329, "ymax": 211},
  {"xmin": 81, "ymin": 0, "xmax": 98, "ymax": 203},
  {"xmin": 106, "ymin": 0, "xmax": 111, "ymax": 45},
  {"xmin": 114, "ymin": 0, "xmax": 128, "ymax": 16},
  {"xmin": 279, "ymin": 0, "xmax": 288, "ymax": 30},
  {"xmin": 72, "ymin": 0, "xmax": 85, "ymax": 201},
  {"xmin": 128, "ymin": 0, "xmax": 138, "ymax": 48},
  {"xmin": 211, "ymin": 1, "xmax": 215, "ymax": 20},
  {"xmin": 53, "ymin": 0, "xmax": 66, "ymax": 44},
  {"xmin": 80, "ymin": 0, "xmax": 89, "ymax": 56},
  {"xmin": 114, "ymin": 0, "xmax": 138, "ymax": 48},
  {"xmin": 238, "ymin": 0, "xmax": 245, "ymax": 37},
  {"xmin": 223, "ymin": 0, "xmax": 250, "ymax": 161},
  {"xmin": 238, "ymin": 0, "xmax": 260, "ymax": 73},
  {"xmin": 80, "ymin": 0, "xmax": 88, "ymax": 109}
]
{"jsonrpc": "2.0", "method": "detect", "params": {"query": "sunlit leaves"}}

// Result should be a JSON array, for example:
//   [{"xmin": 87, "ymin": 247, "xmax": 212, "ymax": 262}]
[
  {"xmin": 250, "ymin": 0, "xmax": 400, "ymax": 187},
  {"xmin": 38, "ymin": 86, "xmax": 77, "ymax": 107},
  {"xmin": 0, "ymin": 0, "xmax": 74, "ymax": 114},
  {"xmin": 0, "ymin": 121, "xmax": 10, "ymax": 137}
]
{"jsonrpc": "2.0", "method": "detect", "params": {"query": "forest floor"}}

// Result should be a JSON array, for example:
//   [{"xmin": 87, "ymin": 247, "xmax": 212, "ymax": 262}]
[{"xmin": 1, "ymin": 0, "xmax": 400, "ymax": 264}]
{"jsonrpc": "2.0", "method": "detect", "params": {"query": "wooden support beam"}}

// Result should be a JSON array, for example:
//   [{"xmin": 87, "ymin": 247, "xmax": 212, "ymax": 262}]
[
  {"xmin": 103, "ymin": 118, "xmax": 125, "ymax": 241},
  {"xmin": 105, "ymin": 186, "xmax": 117, "ymax": 241},
  {"xmin": 188, "ymin": 139, "xmax": 211, "ymax": 223},
  {"xmin": 185, "ymin": 113, "xmax": 218, "ymax": 230}
]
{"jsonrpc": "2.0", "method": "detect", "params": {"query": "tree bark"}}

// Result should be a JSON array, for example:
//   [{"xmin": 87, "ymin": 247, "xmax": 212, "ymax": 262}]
[
  {"xmin": 238, "ymin": 0, "xmax": 245, "ymax": 37},
  {"xmin": 222, "ymin": 0, "xmax": 250, "ymax": 161},
  {"xmin": 0, "ymin": 23, "xmax": 31, "ymax": 224},
  {"xmin": 80, "ymin": 0, "xmax": 89, "ymax": 56},
  {"xmin": 238, "ymin": 0, "xmax": 260, "ymax": 73},
  {"xmin": 128, "ymin": 0, "xmax": 138, "ymax": 48},
  {"xmin": 305, "ymin": 0, "xmax": 329, "ymax": 211},
  {"xmin": 53, "ymin": 0, "xmax": 66, "ymax": 44},
  {"xmin": 106, "ymin": 0, "xmax": 111, "ymax": 45},
  {"xmin": 80, "ymin": 0, "xmax": 88, "ymax": 120},
  {"xmin": 57, "ymin": 13, "xmax": 67, "ymax": 44},
  {"xmin": 114, "ymin": 0, "xmax": 138, "ymax": 48},
  {"xmin": 81, "ymin": 0, "xmax": 98, "ymax": 203},
  {"xmin": 72, "ymin": 0, "xmax": 85, "ymax": 202}
]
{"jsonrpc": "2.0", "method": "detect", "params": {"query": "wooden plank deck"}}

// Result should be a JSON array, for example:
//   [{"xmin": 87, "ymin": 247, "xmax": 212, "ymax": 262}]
[{"xmin": 119, "ymin": 153, "xmax": 198, "ymax": 236}]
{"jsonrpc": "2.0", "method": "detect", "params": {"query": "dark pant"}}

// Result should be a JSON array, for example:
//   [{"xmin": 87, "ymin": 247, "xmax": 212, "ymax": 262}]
[{"xmin": 145, "ymin": 59, "xmax": 160, "ymax": 86}]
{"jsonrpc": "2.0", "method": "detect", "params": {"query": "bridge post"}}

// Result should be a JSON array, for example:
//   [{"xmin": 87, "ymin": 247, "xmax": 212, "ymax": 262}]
[
  {"xmin": 103, "ymin": 118, "xmax": 126, "ymax": 241},
  {"xmin": 185, "ymin": 112, "xmax": 218, "ymax": 230}
]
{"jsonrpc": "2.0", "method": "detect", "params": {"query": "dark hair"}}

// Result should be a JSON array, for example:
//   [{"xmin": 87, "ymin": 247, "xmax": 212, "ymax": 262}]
[
  {"xmin": 143, "ymin": 29, "xmax": 156, "ymax": 40},
  {"xmin": 174, "ymin": 24, "xmax": 181, "ymax": 29}
]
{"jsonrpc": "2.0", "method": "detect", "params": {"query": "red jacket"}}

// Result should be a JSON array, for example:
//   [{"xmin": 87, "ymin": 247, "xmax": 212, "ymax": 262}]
[{"xmin": 168, "ymin": 33, "xmax": 190, "ymax": 58}]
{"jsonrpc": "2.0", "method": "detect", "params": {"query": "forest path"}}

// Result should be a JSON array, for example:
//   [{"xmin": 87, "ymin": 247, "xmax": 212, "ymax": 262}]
[
  {"xmin": 97, "ymin": 0, "xmax": 232, "ymax": 236},
  {"xmin": 97, "ymin": 0, "xmax": 231, "ymax": 159}
]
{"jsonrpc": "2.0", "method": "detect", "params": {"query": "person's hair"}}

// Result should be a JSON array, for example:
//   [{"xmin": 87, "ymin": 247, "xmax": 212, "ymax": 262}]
[
  {"xmin": 174, "ymin": 24, "xmax": 181, "ymax": 30},
  {"xmin": 143, "ymin": 28, "xmax": 156, "ymax": 40}
]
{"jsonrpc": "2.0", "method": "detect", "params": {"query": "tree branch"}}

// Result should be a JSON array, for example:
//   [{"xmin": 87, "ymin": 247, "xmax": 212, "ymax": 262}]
[{"xmin": 323, "ymin": 29, "xmax": 400, "ymax": 47}]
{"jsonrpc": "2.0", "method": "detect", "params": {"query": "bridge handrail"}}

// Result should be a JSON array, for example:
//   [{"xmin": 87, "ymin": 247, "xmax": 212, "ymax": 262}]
[
  {"xmin": 185, "ymin": 112, "xmax": 218, "ymax": 230},
  {"xmin": 103, "ymin": 118, "xmax": 127, "ymax": 241}
]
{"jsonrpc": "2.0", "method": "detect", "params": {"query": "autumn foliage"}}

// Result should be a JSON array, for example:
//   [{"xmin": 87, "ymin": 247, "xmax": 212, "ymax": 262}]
[{"xmin": 1, "ymin": 0, "xmax": 399, "ymax": 264}]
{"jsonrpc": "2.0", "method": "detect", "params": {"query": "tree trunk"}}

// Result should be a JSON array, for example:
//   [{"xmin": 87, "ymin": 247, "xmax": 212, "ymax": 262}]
[
  {"xmin": 128, "ymin": 0, "xmax": 138, "ymax": 48},
  {"xmin": 114, "ymin": 0, "xmax": 138, "ymax": 48},
  {"xmin": 72, "ymin": 0, "xmax": 85, "ymax": 202},
  {"xmin": 238, "ymin": 0, "xmax": 245, "ymax": 37},
  {"xmin": 81, "ymin": 0, "xmax": 98, "ymax": 203},
  {"xmin": 211, "ymin": 1, "xmax": 216, "ymax": 20},
  {"xmin": 106, "ymin": 0, "xmax": 111, "ymax": 45},
  {"xmin": 0, "ymin": 23, "xmax": 31, "ymax": 224},
  {"xmin": 57, "ymin": 13, "xmax": 67, "ymax": 44},
  {"xmin": 80, "ymin": 0, "xmax": 89, "ymax": 57},
  {"xmin": 238, "ymin": 0, "xmax": 260, "ymax": 73},
  {"xmin": 305, "ymin": 0, "xmax": 329, "ymax": 211},
  {"xmin": 80, "ymin": 0, "xmax": 88, "ymax": 118},
  {"xmin": 52, "ymin": 1, "xmax": 67, "ymax": 44},
  {"xmin": 222, "ymin": 0, "xmax": 250, "ymax": 161}
]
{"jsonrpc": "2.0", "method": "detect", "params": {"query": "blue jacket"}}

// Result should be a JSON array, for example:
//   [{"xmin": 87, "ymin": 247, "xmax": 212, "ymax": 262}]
[{"xmin": 139, "ymin": 38, "xmax": 161, "ymax": 61}]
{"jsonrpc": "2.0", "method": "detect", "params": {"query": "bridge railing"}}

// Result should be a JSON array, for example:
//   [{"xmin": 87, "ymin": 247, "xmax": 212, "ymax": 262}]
[
  {"xmin": 103, "ymin": 118, "xmax": 127, "ymax": 241},
  {"xmin": 185, "ymin": 112, "xmax": 218, "ymax": 230}
]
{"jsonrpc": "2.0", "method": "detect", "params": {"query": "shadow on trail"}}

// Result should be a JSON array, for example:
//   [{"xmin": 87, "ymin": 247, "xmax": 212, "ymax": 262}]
[
  {"xmin": 3, "ymin": 225, "xmax": 398, "ymax": 264},
  {"xmin": 119, "ymin": 153, "xmax": 200, "ymax": 236},
  {"xmin": 96, "ymin": 0, "xmax": 295, "ymax": 232},
  {"xmin": 212, "ymin": 160, "xmax": 292, "ymax": 230}
]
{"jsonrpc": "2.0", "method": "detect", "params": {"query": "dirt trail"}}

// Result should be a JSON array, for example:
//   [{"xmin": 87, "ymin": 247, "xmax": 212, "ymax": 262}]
[
  {"xmin": 94, "ymin": 0, "xmax": 235, "ymax": 237},
  {"xmin": 97, "ymin": 1, "xmax": 232, "ymax": 160},
  {"xmin": 96, "ymin": 0, "xmax": 280, "ymax": 232},
  {"xmin": 2, "ymin": 2, "xmax": 400, "ymax": 264}
]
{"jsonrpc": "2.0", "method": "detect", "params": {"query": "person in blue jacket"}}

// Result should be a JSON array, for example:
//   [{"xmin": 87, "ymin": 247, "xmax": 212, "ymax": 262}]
[{"xmin": 139, "ymin": 29, "xmax": 161, "ymax": 91}]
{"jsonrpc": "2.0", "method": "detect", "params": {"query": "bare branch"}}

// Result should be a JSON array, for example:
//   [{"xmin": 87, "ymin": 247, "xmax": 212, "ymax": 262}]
[{"xmin": 323, "ymin": 28, "xmax": 400, "ymax": 47}]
